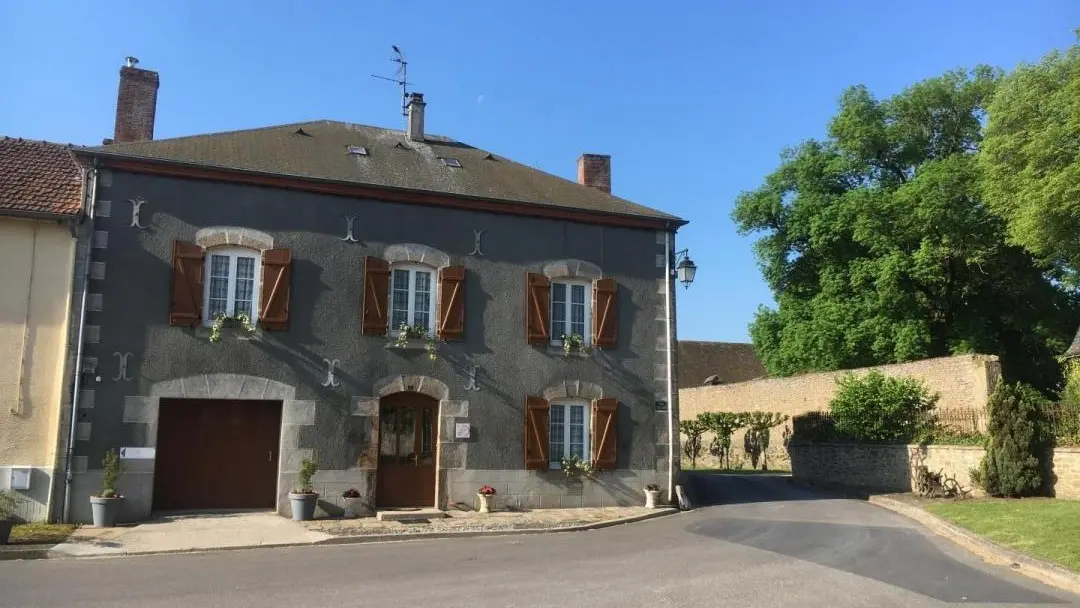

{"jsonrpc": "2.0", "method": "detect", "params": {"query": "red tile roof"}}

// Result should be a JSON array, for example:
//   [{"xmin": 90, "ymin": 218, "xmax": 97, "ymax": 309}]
[{"xmin": 0, "ymin": 137, "xmax": 83, "ymax": 217}]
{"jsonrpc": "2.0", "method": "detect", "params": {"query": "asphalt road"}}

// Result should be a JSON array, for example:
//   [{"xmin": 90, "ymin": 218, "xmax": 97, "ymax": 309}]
[{"xmin": 1, "ymin": 475, "xmax": 1076, "ymax": 607}]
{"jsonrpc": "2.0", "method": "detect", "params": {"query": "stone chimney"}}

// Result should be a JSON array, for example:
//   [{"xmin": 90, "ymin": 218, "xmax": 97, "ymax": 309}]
[
  {"xmin": 113, "ymin": 57, "xmax": 159, "ymax": 143},
  {"xmin": 577, "ymin": 154, "xmax": 611, "ymax": 193},
  {"xmin": 406, "ymin": 92, "xmax": 426, "ymax": 142}
]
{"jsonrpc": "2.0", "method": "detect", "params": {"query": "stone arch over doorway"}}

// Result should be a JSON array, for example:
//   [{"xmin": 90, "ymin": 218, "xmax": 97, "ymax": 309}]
[
  {"xmin": 117, "ymin": 374, "xmax": 306, "ymax": 519},
  {"xmin": 359, "ymin": 374, "xmax": 466, "ymax": 510}
]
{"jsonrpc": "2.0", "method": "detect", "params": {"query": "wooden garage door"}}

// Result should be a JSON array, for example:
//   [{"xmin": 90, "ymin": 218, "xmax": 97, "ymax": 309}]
[{"xmin": 153, "ymin": 399, "xmax": 282, "ymax": 511}]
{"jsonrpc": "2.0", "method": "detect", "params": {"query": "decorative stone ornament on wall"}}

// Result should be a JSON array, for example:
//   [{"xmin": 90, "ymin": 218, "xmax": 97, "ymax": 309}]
[
  {"xmin": 322, "ymin": 358, "xmax": 341, "ymax": 388},
  {"xmin": 129, "ymin": 197, "xmax": 148, "ymax": 229},
  {"xmin": 340, "ymin": 215, "xmax": 361, "ymax": 243},
  {"xmin": 112, "ymin": 352, "xmax": 134, "ymax": 381},
  {"xmin": 469, "ymin": 229, "xmax": 485, "ymax": 256},
  {"xmin": 464, "ymin": 363, "xmax": 480, "ymax": 392}
]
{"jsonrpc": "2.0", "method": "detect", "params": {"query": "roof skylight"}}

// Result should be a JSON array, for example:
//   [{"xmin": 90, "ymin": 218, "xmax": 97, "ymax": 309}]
[
  {"xmin": 439, "ymin": 157, "xmax": 462, "ymax": 168},
  {"xmin": 346, "ymin": 145, "xmax": 368, "ymax": 156}
]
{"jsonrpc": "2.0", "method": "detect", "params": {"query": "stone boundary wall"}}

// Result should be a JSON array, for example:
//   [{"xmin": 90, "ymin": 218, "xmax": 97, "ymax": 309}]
[
  {"xmin": 789, "ymin": 443, "xmax": 1080, "ymax": 500},
  {"xmin": 679, "ymin": 354, "xmax": 1000, "ymax": 470}
]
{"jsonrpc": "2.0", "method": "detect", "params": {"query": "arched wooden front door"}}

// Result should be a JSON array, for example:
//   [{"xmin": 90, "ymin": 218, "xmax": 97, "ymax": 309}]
[{"xmin": 376, "ymin": 392, "xmax": 438, "ymax": 508}]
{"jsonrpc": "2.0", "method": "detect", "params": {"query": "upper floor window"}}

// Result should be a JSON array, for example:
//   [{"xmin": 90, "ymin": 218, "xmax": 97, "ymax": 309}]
[
  {"xmin": 203, "ymin": 246, "xmax": 261, "ymax": 325},
  {"xmin": 550, "ymin": 281, "xmax": 591, "ymax": 345},
  {"xmin": 390, "ymin": 264, "xmax": 436, "ymax": 334}
]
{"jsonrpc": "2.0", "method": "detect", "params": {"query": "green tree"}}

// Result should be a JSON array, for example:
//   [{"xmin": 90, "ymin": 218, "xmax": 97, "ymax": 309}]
[
  {"xmin": 699, "ymin": 412, "xmax": 745, "ymax": 469},
  {"xmin": 829, "ymin": 372, "xmax": 937, "ymax": 443},
  {"xmin": 981, "ymin": 38, "xmax": 1080, "ymax": 284},
  {"xmin": 679, "ymin": 419, "xmax": 709, "ymax": 468},
  {"xmin": 973, "ymin": 382, "xmax": 1052, "ymax": 497},
  {"xmin": 733, "ymin": 67, "xmax": 1079, "ymax": 391},
  {"xmin": 741, "ymin": 412, "xmax": 789, "ymax": 470}
]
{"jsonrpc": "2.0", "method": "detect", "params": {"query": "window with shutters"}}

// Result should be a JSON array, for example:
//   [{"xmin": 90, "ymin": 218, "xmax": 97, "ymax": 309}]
[
  {"xmin": 202, "ymin": 246, "xmax": 261, "ymax": 326},
  {"xmin": 550, "ymin": 280, "xmax": 591, "ymax": 346},
  {"xmin": 389, "ymin": 263, "xmax": 437, "ymax": 335},
  {"xmin": 548, "ymin": 399, "xmax": 590, "ymax": 469}
]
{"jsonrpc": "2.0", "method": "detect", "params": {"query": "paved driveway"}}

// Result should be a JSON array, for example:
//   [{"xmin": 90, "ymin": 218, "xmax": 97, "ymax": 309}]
[{"xmin": 1, "ymin": 475, "xmax": 1075, "ymax": 607}]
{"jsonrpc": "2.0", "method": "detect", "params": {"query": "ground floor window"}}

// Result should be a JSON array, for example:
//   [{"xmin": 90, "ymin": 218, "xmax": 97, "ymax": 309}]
[{"xmin": 549, "ymin": 400, "xmax": 589, "ymax": 468}]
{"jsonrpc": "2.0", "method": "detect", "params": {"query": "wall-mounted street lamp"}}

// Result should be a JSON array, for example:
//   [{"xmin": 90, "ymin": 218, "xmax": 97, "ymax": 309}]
[{"xmin": 674, "ymin": 249, "xmax": 697, "ymax": 289}]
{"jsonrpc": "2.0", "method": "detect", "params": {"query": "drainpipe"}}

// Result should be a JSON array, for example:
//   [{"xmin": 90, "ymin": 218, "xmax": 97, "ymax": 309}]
[
  {"xmin": 61, "ymin": 161, "xmax": 98, "ymax": 523},
  {"xmin": 663, "ymin": 229, "xmax": 675, "ymax": 501}
]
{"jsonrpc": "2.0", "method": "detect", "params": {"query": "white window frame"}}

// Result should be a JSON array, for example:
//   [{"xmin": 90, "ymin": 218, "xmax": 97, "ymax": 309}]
[
  {"xmin": 202, "ymin": 246, "xmax": 262, "ymax": 327},
  {"xmin": 550, "ymin": 279, "xmax": 592, "ymax": 346},
  {"xmin": 549, "ymin": 399, "xmax": 591, "ymax": 469},
  {"xmin": 388, "ymin": 263, "xmax": 438, "ymax": 336}
]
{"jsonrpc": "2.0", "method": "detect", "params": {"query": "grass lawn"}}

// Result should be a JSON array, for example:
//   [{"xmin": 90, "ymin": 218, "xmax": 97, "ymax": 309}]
[
  {"xmin": 927, "ymin": 499, "xmax": 1080, "ymax": 572},
  {"xmin": 7, "ymin": 523, "xmax": 77, "ymax": 545}
]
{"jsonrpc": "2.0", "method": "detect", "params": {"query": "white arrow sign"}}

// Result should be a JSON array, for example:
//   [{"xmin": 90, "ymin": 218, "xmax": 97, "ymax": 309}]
[{"xmin": 119, "ymin": 447, "xmax": 155, "ymax": 459}]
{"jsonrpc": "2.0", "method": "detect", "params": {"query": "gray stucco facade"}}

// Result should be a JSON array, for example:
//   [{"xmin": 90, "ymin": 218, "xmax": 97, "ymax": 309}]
[{"xmin": 67, "ymin": 168, "xmax": 680, "ymax": 522}]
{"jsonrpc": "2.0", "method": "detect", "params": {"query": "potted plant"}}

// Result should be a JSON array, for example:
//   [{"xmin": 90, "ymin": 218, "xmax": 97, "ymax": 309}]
[
  {"xmin": 560, "ymin": 333, "xmax": 590, "ymax": 357},
  {"xmin": 90, "ymin": 449, "xmax": 124, "ymax": 527},
  {"xmin": 208, "ymin": 312, "xmax": 256, "ymax": 343},
  {"xmin": 644, "ymin": 483, "xmax": 662, "ymax": 509},
  {"xmin": 289, "ymin": 458, "xmax": 319, "ymax": 521},
  {"xmin": 0, "ymin": 490, "xmax": 21, "ymax": 544},
  {"xmin": 395, "ymin": 322, "xmax": 437, "ymax": 360},
  {"xmin": 477, "ymin": 484, "xmax": 497, "ymax": 514},
  {"xmin": 559, "ymin": 454, "xmax": 595, "ymax": 478},
  {"xmin": 341, "ymin": 488, "xmax": 362, "ymax": 518}
]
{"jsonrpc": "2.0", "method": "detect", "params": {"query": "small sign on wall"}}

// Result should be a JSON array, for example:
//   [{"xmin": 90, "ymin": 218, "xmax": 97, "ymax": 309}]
[
  {"xmin": 119, "ymin": 447, "xmax": 155, "ymax": 459},
  {"xmin": 455, "ymin": 423, "xmax": 471, "ymax": 440}
]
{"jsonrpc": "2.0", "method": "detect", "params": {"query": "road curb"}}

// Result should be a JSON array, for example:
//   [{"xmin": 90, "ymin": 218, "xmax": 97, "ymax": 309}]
[
  {"xmin": 868, "ymin": 495, "xmax": 1080, "ymax": 595},
  {"xmin": 0, "ymin": 546, "xmax": 53, "ymax": 562},
  {"xmin": 43, "ymin": 507, "xmax": 679, "ymax": 560}
]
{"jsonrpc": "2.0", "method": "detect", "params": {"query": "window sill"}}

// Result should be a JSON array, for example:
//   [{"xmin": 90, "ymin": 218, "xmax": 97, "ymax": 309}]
[
  {"xmin": 193, "ymin": 326, "xmax": 263, "ymax": 342},
  {"xmin": 545, "ymin": 345, "xmax": 592, "ymax": 358},
  {"xmin": 385, "ymin": 339, "xmax": 436, "ymax": 352}
]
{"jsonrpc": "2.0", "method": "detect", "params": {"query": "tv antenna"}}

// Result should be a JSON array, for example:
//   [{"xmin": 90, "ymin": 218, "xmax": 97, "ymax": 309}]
[{"xmin": 371, "ymin": 45, "xmax": 412, "ymax": 121}]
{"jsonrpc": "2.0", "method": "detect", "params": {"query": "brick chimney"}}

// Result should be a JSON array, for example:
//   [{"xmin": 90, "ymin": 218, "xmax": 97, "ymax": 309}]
[
  {"xmin": 577, "ymin": 154, "xmax": 611, "ymax": 193},
  {"xmin": 113, "ymin": 57, "xmax": 159, "ymax": 143},
  {"xmin": 406, "ymin": 92, "xmax": 426, "ymax": 142}
]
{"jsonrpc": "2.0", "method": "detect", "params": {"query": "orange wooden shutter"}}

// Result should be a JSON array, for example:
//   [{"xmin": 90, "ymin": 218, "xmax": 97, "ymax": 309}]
[
  {"xmin": 525, "ymin": 396, "xmax": 550, "ymax": 470},
  {"xmin": 362, "ymin": 256, "xmax": 391, "ymax": 336},
  {"xmin": 525, "ymin": 272, "xmax": 551, "ymax": 345},
  {"xmin": 592, "ymin": 278, "xmax": 618, "ymax": 349},
  {"xmin": 259, "ymin": 248, "xmax": 292, "ymax": 330},
  {"xmin": 168, "ymin": 241, "xmax": 204, "ymax": 327},
  {"xmin": 592, "ymin": 398, "xmax": 618, "ymax": 470},
  {"xmin": 437, "ymin": 265, "xmax": 466, "ymax": 341}
]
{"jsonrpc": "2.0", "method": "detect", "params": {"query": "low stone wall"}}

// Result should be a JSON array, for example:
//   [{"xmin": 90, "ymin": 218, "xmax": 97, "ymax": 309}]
[{"xmin": 790, "ymin": 443, "xmax": 1080, "ymax": 499}]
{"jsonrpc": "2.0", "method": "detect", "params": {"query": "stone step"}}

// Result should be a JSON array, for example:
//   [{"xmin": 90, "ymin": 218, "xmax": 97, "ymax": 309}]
[{"xmin": 375, "ymin": 508, "xmax": 447, "ymax": 522}]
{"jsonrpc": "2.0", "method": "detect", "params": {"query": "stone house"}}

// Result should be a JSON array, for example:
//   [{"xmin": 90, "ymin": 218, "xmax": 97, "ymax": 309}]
[
  {"xmin": 62, "ymin": 60, "xmax": 687, "ymax": 522},
  {"xmin": 0, "ymin": 137, "xmax": 87, "ymax": 521}
]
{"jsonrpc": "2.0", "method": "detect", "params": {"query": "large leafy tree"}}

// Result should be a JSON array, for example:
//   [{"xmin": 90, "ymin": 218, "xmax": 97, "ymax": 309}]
[
  {"xmin": 733, "ymin": 67, "xmax": 1079, "ymax": 391},
  {"xmin": 981, "ymin": 39, "xmax": 1080, "ymax": 284}
]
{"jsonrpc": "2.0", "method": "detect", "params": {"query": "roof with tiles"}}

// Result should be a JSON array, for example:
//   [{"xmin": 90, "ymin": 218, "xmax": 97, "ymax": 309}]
[
  {"xmin": 0, "ymin": 137, "xmax": 84, "ymax": 217},
  {"xmin": 82, "ymin": 121, "xmax": 682, "ymax": 223},
  {"xmin": 678, "ymin": 341, "xmax": 767, "ymax": 388}
]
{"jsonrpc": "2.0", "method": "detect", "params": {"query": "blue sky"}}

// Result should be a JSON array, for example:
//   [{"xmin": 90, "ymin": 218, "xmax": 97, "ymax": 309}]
[{"xmin": 2, "ymin": 1, "xmax": 1076, "ymax": 342}]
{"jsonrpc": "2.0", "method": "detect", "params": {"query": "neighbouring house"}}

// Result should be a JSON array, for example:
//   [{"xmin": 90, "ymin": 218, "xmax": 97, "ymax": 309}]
[
  {"xmin": 0, "ymin": 137, "xmax": 87, "ymax": 521},
  {"xmin": 63, "ymin": 59, "xmax": 687, "ymax": 523},
  {"xmin": 677, "ymin": 341, "xmax": 765, "ymax": 388}
]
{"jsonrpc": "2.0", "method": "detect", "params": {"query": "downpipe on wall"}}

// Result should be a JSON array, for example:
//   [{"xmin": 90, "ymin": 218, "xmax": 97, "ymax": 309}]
[
  {"xmin": 664, "ymin": 229, "xmax": 675, "ymax": 502},
  {"xmin": 60, "ymin": 163, "xmax": 98, "ymax": 524}
]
